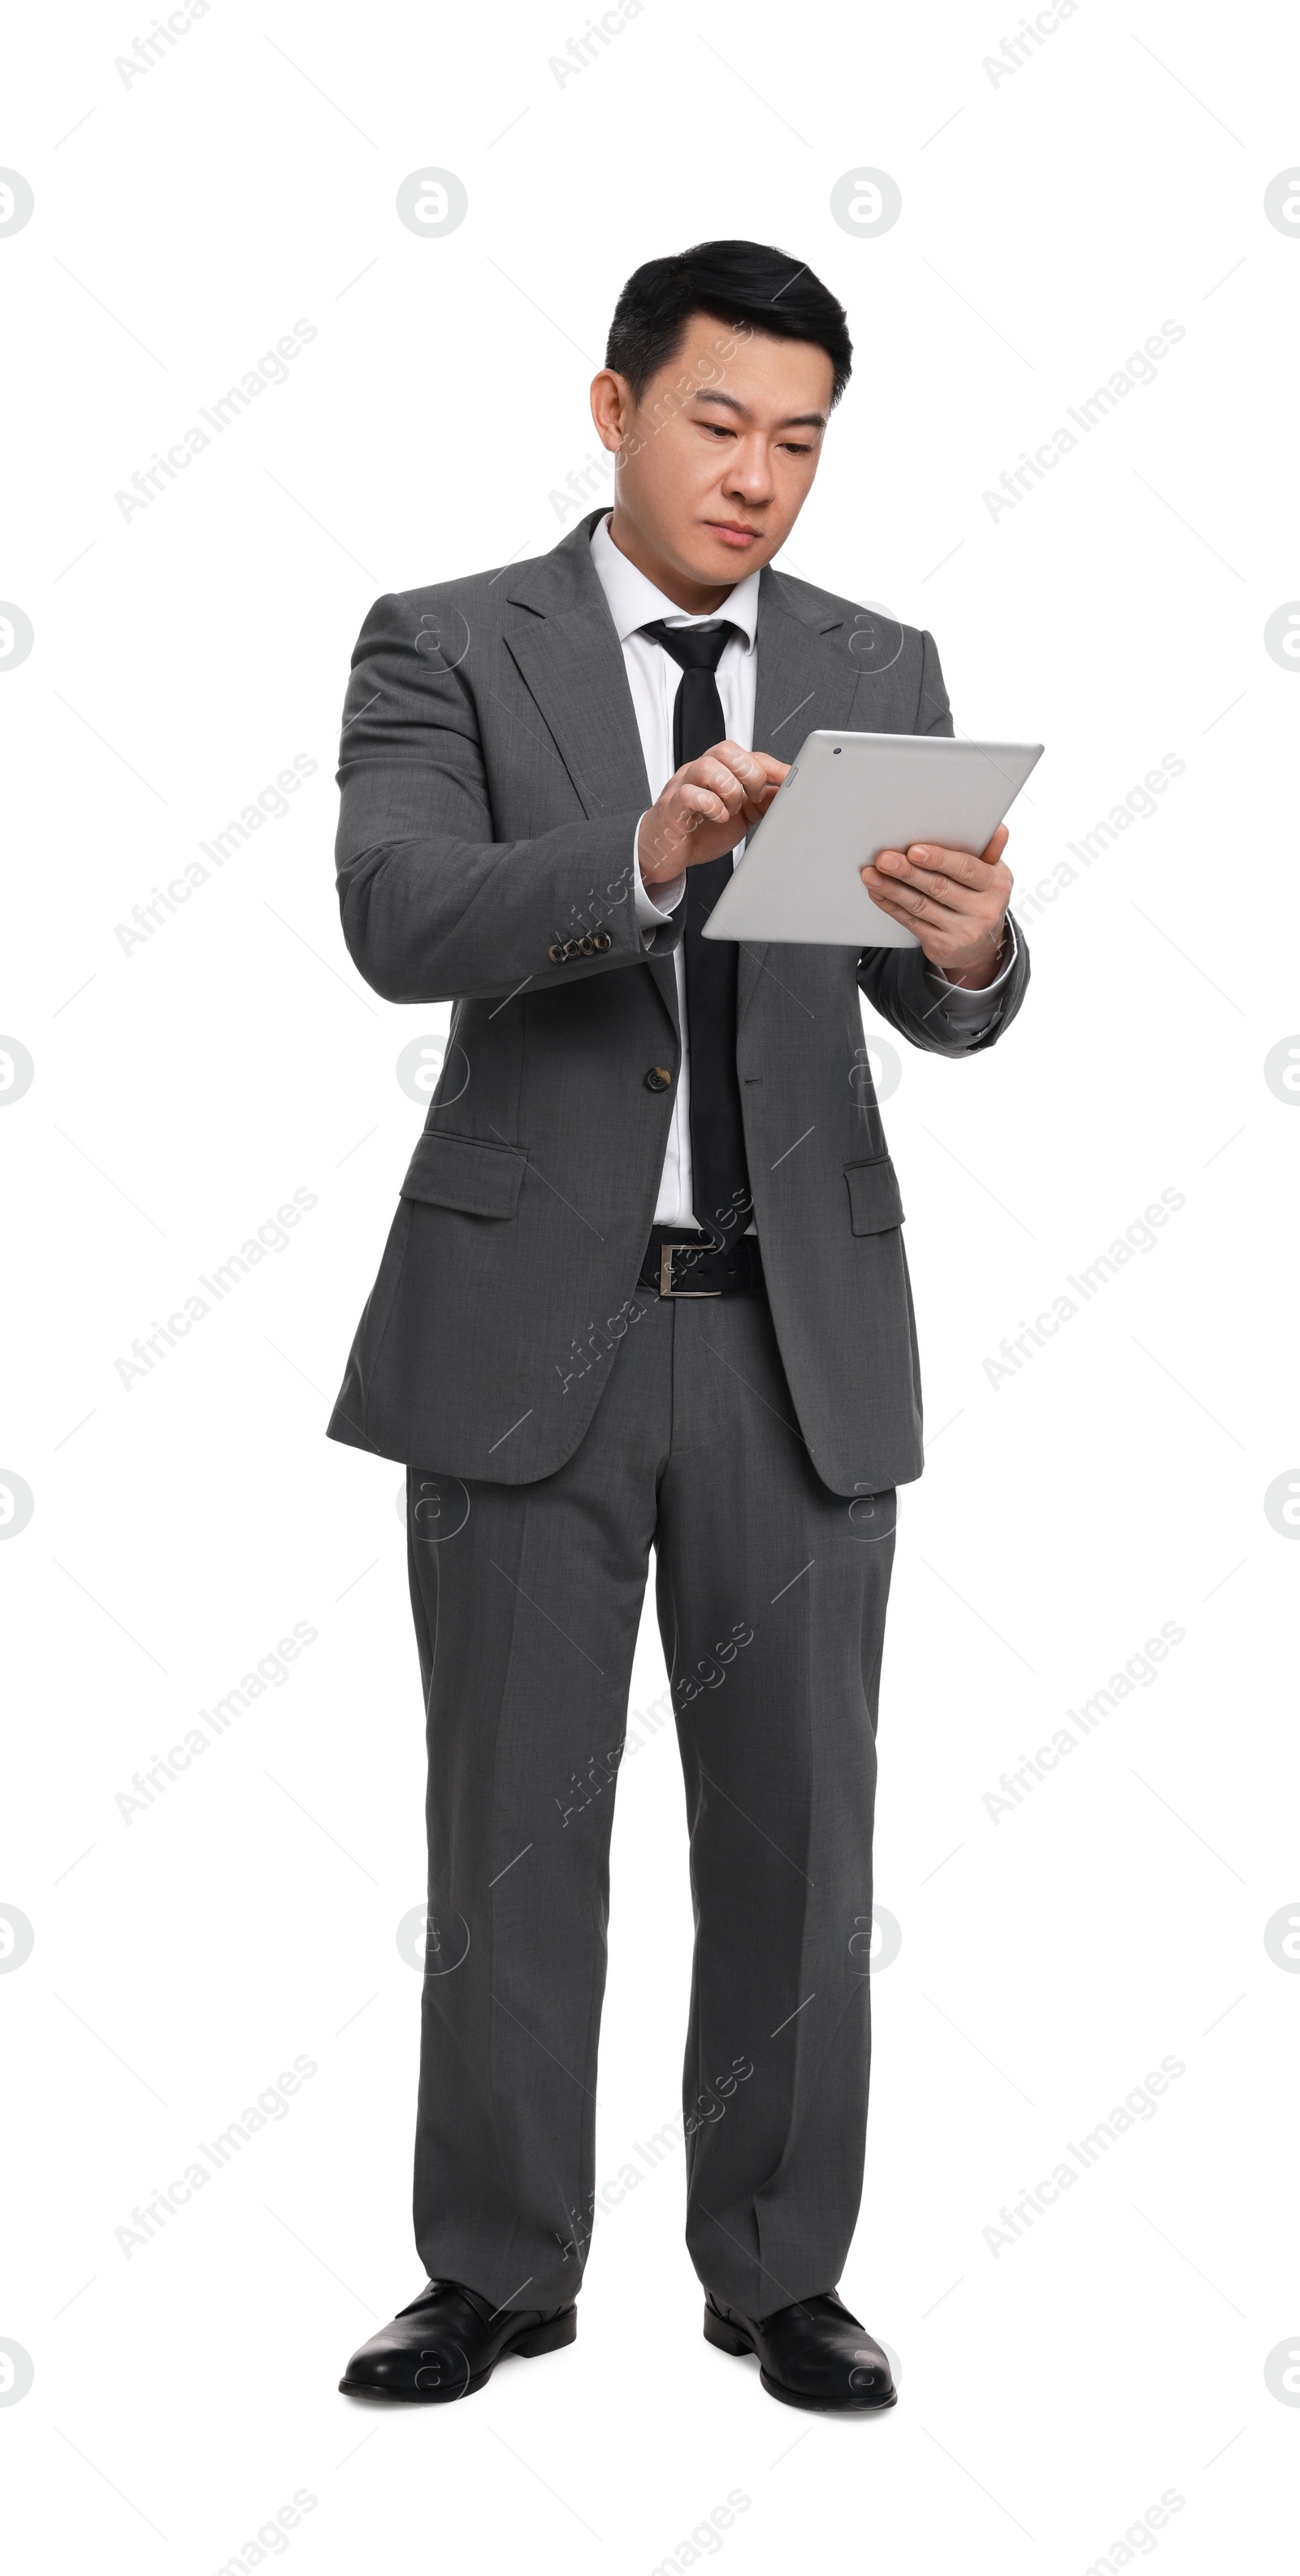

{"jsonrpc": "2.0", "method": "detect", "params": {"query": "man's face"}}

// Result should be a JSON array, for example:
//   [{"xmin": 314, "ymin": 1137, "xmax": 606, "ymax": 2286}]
[{"xmin": 592, "ymin": 313, "xmax": 834, "ymax": 596}]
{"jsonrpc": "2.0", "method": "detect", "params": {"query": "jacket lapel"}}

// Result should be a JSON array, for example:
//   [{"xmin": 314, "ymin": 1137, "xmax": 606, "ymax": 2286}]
[
  {"xmin": 503, "ymin": 518, "xmax": 678, "ymax": 1034},
  {"xmin": 503, "ymin": 606, "xmax": 651, "ymax": 821},
  {"xmin": 503, "ymin": 514, "xmax": 650, "ymax": 814}
]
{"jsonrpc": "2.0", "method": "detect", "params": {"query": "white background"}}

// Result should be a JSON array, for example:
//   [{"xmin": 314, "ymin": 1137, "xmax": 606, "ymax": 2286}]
[{"xmin": 2, "ymin": 1, "xmax": 1298, "ymax": 2569}]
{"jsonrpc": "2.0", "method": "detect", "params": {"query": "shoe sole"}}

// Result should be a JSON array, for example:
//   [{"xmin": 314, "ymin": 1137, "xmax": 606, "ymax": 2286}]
[
  {"xmin": 339, "ymin": 2306, "xmax": 576, "ymax": 2403},
  {"xmin": 703, "ymin": 2305, "xmax": 897, "ymax": 2413}
]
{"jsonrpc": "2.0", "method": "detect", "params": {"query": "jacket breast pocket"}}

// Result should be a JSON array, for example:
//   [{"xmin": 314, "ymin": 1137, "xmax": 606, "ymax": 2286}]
[
  {"xmin": 400, "ymin": 1130, "xmax": 526, "ymax": 1220},
  {"xmin": 844, "ymin": 1152, "xmax": 905, "ymax": 1236}
]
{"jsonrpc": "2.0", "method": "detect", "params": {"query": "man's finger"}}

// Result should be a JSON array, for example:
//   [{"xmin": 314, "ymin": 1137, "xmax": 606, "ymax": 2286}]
[
  {"xmin": 865, "ymin": 865, "xmax": 978, "ymax": 920},
  {"xmin": 869, "ymin": 857, "xmax": 989, "ymax": 916},
  {"xmin": 864, "ymin": 877, "xmax": 942, "ymax": 926},
  {"xmin": 679, "ymin": 784, "xmax": 733, "ymax": 824},
  {"xmin": 865, "ymin": 875, "xmax": 992, "ymax": 941},
  {"xmin": 903, "ymin": 843, "xmax": 987, "ymax": 890},
  {"xmin": 687, "ymin": 757, "xmax": 746, "ymax": 809},
  {"xmin": 908, "ymin": 826, "xmax": 1008, "ymax": 870},
  {"xmin": 701, "ymin": 742, "xmax": 789, "ymax": 787},
  {"xmin": 870, "ymin": 887, "xmax": 951, "ymax": 930},
  {"xmin": 884, "ymin": 827, "xmax": 1011, "ymax": 880},
  {"xmin": 742, "ymin": 774, "xmax": 782, "ymax": 812}
]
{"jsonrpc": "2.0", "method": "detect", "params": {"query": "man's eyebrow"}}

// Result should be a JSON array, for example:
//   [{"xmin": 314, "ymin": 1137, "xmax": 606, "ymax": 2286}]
[{"xmin": 691, "ymin": 388, "xmax": 828, "ymax": 431}]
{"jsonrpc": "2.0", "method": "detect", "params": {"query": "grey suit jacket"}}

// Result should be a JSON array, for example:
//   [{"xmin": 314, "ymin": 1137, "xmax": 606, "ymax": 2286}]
[{"xmin": 326, "ymin": 510, "xmax": 1029, "ymax": 1493}]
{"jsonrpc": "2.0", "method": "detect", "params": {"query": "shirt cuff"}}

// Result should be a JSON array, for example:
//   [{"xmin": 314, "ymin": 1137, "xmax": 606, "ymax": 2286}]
[
  {"xmin": 923, "ymin": 916, "xmax": 1019, "ymax": 1031},
  {"xmin": 633, "ymin": 817, "xmax": 687, "ymax": 943}
]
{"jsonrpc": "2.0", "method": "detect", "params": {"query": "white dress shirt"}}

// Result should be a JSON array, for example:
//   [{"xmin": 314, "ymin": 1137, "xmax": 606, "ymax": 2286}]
[{"xmin": 588, "ymin": 511, "xmax": 1016, "ymax": 1230}]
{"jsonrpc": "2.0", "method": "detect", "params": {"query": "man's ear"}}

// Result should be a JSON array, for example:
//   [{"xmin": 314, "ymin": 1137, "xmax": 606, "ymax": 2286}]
[{"xmin": 590, "ymin": 367, "xmax": 634, "ymax": 456}]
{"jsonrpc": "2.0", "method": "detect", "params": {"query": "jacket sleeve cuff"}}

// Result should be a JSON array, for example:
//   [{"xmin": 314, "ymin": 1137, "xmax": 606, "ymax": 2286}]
[{"xmin": 921, "ymin": 916, "xmax": 1019, "ymax": 1032}]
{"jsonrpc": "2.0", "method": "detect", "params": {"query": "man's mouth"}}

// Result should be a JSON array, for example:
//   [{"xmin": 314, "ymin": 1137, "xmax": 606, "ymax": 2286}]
[{"xmin": 706, "ymin": 520, "xmax": 761, "ymax": 548}]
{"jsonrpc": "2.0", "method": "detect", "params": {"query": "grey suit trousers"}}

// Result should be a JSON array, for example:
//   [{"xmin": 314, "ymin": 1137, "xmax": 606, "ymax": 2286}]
[{"xmin": 405, "ymin": 1283, "xmax": 897, "ymax": 2318}]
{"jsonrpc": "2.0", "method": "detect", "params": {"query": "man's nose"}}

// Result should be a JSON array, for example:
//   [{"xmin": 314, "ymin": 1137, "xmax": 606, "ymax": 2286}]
[{"xmin": 722, "ymin": 440, "xmax": 774, "ymax": 501}]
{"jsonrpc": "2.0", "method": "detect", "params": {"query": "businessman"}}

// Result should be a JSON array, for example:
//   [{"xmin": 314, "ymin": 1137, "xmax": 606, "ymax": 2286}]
[{"xmin": 330, "ymin": 241, "xmax": 1028, "ymax": 2413}]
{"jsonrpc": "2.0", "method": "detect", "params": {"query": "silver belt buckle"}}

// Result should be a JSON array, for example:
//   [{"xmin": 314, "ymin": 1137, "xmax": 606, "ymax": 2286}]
[{"xmin": 659, "ymin": 1242, "xmax": 722, "ymax": 1298}]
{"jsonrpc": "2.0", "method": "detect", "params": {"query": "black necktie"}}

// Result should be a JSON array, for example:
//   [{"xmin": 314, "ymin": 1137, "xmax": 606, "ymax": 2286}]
[{"xmin": 640, "ymin": 619, "xmax": 752, "ymax": 1250}]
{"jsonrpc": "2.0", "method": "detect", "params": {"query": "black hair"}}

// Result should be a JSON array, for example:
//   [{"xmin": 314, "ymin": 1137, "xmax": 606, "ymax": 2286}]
[{"xmin": 605, "ymin": 239, "xmax": 852, "ymax": 408}]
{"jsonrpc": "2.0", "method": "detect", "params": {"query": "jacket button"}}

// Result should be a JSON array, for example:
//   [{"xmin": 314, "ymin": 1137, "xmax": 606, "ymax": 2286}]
[
  {"xmin": 578, "ymin": 935, "xmax": 596, "ymax": 956},
  {"xmin": 593, "ymin": 930, "xmax": 612, "ymax": 952},
  {"xmin": 548, "ymin": 941, "xmax": 565, "ymax": 963},
  {"xmin": 644, "ymin": 1065, "xmax": 671, "ymax": 1092}
]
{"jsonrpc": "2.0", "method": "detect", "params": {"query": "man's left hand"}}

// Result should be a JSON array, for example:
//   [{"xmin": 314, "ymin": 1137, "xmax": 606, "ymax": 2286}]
[{"xmin": 861, "ymin": 825, "xmax": 1012, "ymax": 987}]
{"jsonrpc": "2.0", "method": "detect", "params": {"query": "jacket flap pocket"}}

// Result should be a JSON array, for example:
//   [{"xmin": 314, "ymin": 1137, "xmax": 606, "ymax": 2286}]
[
  {"xmin": 400, "ymin": 1130, "xmax": 526, "ymax": 1220},
  {"xmin": 844, "ymin": 1153, "xmax": 905, "ymax": 1235}
]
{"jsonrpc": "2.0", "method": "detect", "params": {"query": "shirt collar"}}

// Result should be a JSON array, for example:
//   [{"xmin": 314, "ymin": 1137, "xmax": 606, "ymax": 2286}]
[{"xmin": 590, "ymin": 510, "xmax": 760, "ymax": 648}]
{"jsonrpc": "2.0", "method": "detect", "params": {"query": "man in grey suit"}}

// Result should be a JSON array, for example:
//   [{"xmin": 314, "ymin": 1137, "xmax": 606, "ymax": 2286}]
[{"xmin": 332, "ymin": 241, "xmax": 1028, "ymax": 2413}]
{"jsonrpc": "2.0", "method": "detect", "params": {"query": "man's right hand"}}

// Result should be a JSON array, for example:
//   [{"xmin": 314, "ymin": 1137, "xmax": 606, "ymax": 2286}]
[{"xmin": 638, "ymin": 741, "xmax": 789, "ymax": 887}]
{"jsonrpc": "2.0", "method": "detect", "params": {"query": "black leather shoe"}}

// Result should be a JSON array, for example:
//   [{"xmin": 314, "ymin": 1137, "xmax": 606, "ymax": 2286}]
[
  {"xmin": 704, "ymin": 2288, "xmax": 895, "ymax": 2412},
  {"xmin": 340, "ymin": 2279, "xmax": 577, "ymax": 2402}
]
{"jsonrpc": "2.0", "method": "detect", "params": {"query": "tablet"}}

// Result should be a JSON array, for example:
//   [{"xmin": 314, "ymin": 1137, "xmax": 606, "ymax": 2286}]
[{"xmin": 702, "ymin": 729, "xmax": 1043, "ymax": 947}]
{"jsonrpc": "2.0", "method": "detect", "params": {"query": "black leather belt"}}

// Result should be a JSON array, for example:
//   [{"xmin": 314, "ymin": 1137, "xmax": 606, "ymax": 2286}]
[{"xmin": 637, "ymin": 1225, "xmax": 766, "ymax": 1299}]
